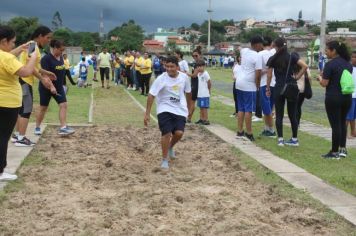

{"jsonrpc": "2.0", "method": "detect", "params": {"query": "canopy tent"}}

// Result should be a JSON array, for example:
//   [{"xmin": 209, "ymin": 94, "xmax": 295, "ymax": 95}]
[{"xmin": 204, "ymin": 48, "xmax": 227, "ymax": 56}]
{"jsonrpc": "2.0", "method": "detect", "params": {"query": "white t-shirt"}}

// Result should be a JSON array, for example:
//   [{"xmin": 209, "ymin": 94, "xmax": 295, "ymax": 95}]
[
  {"xmin": 178, "ymin": 60, "xmax": 189, "ymax": 73},
  {"xmin": 235, "ymin": 48, "xmax": 262, "ymax": 91},
  {"xmin": 149, "ymin": 71, "xmax": 191, "ymax": 117},
  {"xmin": 223, "ymin": 57, "xmax": 229, "ymax": 65},
  {"xmin": 259, "ymin": 48, "xmax": 276, "ymax": 87},
  {"xmin": 352, "ymin": 67, "xmax": 356, "ymax": 98},
  {"xmin": 197, "ymin": 71, "xmax": 211, "ymax": 98}
]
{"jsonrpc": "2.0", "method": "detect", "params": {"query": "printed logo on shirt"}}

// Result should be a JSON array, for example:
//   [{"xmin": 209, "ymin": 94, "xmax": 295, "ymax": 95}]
[
  {"xmin": 55, "ymin": 65, "xmax": 66, "ymax": 70},
  {"xmin": 168, "ymin": 85, "xmax": 180, "ymax": 103}
]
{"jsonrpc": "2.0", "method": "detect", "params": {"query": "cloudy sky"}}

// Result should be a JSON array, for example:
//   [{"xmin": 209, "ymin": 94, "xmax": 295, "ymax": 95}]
[{"xmin": 1, "ymin": 0, "xmax": 354, "ymax": 33}]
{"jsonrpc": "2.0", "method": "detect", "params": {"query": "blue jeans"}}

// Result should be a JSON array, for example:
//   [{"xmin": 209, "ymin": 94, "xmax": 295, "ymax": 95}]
[{"xmin": 114, "ymin": 68, "xmax": 121, "ymax": 84}]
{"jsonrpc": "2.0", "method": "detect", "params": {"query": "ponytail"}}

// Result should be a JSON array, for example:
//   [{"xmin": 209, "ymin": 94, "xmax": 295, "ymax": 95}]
[{"xmin": 326, "ymin": 41, "xmax": 350, "ymax": 62}]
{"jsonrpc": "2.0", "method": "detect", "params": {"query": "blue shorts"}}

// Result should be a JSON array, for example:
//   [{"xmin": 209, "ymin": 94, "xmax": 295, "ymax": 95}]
[
  {"xmin": 197, "ymin": 97, "xmax": 210, "ymax": 108},
  {"xmin": 39, "ymin": 83, "xmax": 67, "ymax": 107},
  {"xmin": 157, "ymin": 112, "xmax": 186, "ymax": 136},
  {"xmin": 236, "ymin": 90, "xmax": 256, "ymax": 113},
  {"xmin": 347, "ymin": 98, "xmax": 356, "ymax": 121},
  {"xmin": 260, "ymin": 86, "xmax": 274, "ymax": 116}
]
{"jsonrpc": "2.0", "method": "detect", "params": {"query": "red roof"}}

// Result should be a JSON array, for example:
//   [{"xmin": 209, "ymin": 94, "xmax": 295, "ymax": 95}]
[{"xmin": 143, "ymin": 40, "xmax": 164, "ymax": 46}]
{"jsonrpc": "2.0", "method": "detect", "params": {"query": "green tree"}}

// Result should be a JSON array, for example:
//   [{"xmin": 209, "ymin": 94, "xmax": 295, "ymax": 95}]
[
  {"xmin": 53, "ymin": 28, "xmax": 72, "ymax": 45},
  {"xmin": 7, "ymin": 16, "xmax": 39, "ymax": 44},
  {"xmin": 52, "ymin": 11, "xmax": 63, "ymax": 30},
  {"xmin": 108, "ymin": 20, "xmax": 144, "ymax": 52},
  {"xmin": 238, "ymin": 28, "xmax": 278, "ymax": 43},
  {"xmin": 80, "ymin": 33, "xmax": 95, "ymax": 51},
  {"xmin": 165, "ymin": 41, "xmax": 177, "ymax": 53},
  {"xmin": 190, "ymin": 23, "xmax": 200, "ymax": 31},
  {"xmin": 308, "ymin": 25, "xmax": 321, "ymax": 35}
]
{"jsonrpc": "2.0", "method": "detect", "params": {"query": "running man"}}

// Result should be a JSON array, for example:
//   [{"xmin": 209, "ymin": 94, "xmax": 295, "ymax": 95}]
[{"xmin": 144, "ymin": 56, "xmax": 192, "ymax": 169}]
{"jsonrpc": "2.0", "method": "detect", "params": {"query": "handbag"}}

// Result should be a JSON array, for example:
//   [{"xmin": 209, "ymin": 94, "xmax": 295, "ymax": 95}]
[
  {"xmin": 304, "ymin": 72, "xmax": 313, "ymax": 99},
  {"xmin": 280, "ymin": 54, "xmax": 299, "ymax": 102}
]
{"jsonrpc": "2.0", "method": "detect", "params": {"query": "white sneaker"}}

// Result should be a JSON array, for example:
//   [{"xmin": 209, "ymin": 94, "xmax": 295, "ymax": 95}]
[
  {"xmin": 0, "ymin": 172, "xmax": 18, "ymax": 181},
  {"xmin": 252, "ymin": 116, "xmax": 263, "ymax": 122}
]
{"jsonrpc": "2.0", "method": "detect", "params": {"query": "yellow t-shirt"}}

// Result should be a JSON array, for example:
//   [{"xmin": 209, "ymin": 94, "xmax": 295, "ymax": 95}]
[
  {"xmin": 0, "ymin": 50, "xmax": 24, "ymax": 108},
  {"xmin": 124, "ymin": 56, "xmax": 134, "ymax": 67},
  {"xmin": 135, "ymin": 57, "xmax": 144, "ymax": 72},
  {"xmin": 98, "ymin": 52, "xmax": 111, "ymax": 68},
  {"xmin": 140, "ymin": 58, "xmax": 152, "ymax": 75},
  {"xmin": 114, "ymin": 60, "xmax": 121, "ymax": 68},
  {"xmin": 64, "ymin": 58, "xmax": 71, "ymax": 70},
  {"xmin": 19, "ymin": 45, "xmax": 41, "ymax": 86}
]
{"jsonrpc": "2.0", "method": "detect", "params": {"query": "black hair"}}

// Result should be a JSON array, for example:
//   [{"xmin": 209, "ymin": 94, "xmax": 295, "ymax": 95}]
[
  {"xmin": 193, "ymin": 46, "xmax": 202, "ymax": 55},
  {"xmin": 81, "ymin": 57, "xmax": 85, "ymax": 61},
  {"xmin": 263, "ymin": 36, "xmax": 273, "ymax": 47},
  {"xmin": 31, "ymin": 26, "xmax": 52, "ymax": 40},
  {"xmin": 49, "ymin": 39, "xmax": 64, "ymax": 48},
  {"xmin": 268, "ymin": 37, "xmax": 290, "ymax": 72},
  {"xmin": 160, "ymin": 56, "xmax": 167, "ymax": 62},
  {"xmin": 175, "ymin": 50, "xmax": 184, "ymax": 59},
  {"xmin": 0, "ymin": 25, "xmax": 16, "ymax": 42},
  {"xmin": 250, "ymin": 35, "xmax": 264, "ymax": 45},
  {"xmin": 196, "ymin": 59, "xmax": 205, "ymax": 67},
  {"xmin": 166, "ymin": 56, "xmax": 179, "ymax": 66},
  {"xmin": 353, "ymin": 51, "xmax": 356, "ymax": 54},
  {"xmin": 327, "ymin": 41, "xmax": 351, "ymax": 61}
]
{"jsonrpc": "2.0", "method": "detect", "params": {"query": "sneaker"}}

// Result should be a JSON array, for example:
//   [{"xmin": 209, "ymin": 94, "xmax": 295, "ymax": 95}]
[
  {"xmin": 322, "ymin": 152, "xmax": 340, "ymax": 160},
  {"xmin": 187, "ymin": 119, "xmax": 191, "ymax": 124},
  {"xmin": 10, "ymin": 134, "xmax": 18, "ymax": 143},
  {"xmin": 15, "ymin": 137, "xmax": 35, "ymax": 147},
  {"xmin": 284, "ymin": 138, "xmax": 299, "ymax": 147},
  {"xmin": 169, "ymin": 148, "xmax": 176, "ymax": 159},
  {"xmin": 195, "ymin": 119, "xmax": 203, "ymax": 124},
  {"xmin": 34, "ymin": 127, "xmax": 42, "ymax": 135},
  {"xmin": 229, "ymin": 113, "xmax": 236, "ymax": 118},
  {"xmin": 264, "ymin": 130, "xmax": 277, "ymax": 138},
  {"xmin": 93, "ymin": 78, "xmax": 98, "ymax": 82},
  {"xmin": 236, "ymin": 131, "xmax": 245, "ymax": 139},
  {"xmin": 339, "ymin": 148, "xmax": 347, "ymax": 158},
  {"xmin": 0, "ymin": 172, "xmax": 18, "ymax": 181},
  {"xmin": 161, "ymin": 159, "xmax": 169, "ymax": 169},
  {"xmin": 278, "ymin": 139, "xmax": 285, "ymax": 146},
  {"xmin": 244, "ymin": 133, "xmax": 255, "ymax": 142},
  {"xmin": 252, "ymin": 116, "xmax": 263, "ymax": 122},
  {"xmin": 58, "ymin": 126, "xmax": 75, "ymax": 136},
  {"xmin": 202, "ymin": 120, "xmax": 210, "ymax": 125}
]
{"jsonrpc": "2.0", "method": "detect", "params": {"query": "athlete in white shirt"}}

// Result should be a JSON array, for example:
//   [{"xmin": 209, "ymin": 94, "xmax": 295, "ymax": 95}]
[
  {"xmin": 195, "ymin": 60, "xmax": 212, "ymax": 125},
  {"xmin": 144, "ymin": 56, "xmax": 192, "ymax": 169}
]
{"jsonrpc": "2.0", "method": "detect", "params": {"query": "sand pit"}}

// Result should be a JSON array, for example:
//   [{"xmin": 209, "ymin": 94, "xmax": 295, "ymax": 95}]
[{"xmin": 0, "ymin": 125, "xmax": 347, "ymax": 235}]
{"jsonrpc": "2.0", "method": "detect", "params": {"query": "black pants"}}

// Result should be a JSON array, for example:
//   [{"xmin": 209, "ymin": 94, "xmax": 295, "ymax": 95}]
[
  {"xmin": 274, "ymin": 88, "xmax": 299, "ymax": 138},
  {"xmin": 0, "ymin": 107, "xmax": 20, "ymax": 173},
  {"xmin": 255, "ymin": 89, "xmax": 262, "ymax": 118},
  {"xmin": 141, "ymin": 73, "xmax": 151, "ymax": 95},
  {"xmin": 99, "ymin": 67, "xmax": 110, "ymax": 81},
  {"xmin": 296, "ymin": 93, "xmax": 305, "ymax": 125},
  {"xmin": 136, "ymin": 71, "xmax": 142, "ymax": 90},
  {"xmin": 233, "ymin": 81, "xmax": 238, "ymax": 113},
  {"xmin": 125, "ymin": 66, "xmax": 133, "ymax": 86},
  {"xmin": 64, "ymin": 70, "xmax": 76, "ymax": 85},
  {"xmin": 325, "ymin": 95, "xmax": 352, "ymax": 152}
]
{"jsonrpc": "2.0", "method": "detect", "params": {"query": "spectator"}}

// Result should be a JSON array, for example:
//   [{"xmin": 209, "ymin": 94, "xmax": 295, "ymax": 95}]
[
  {"xmin": 140, "ymin": 52, "xmax": 152, "ymax": 96},
  {"xmin": 63, "ymin": 54, "xmax": 76, "ymax": 91},
  {"xmin": 98, "ymin": 47, "xmax": 112, "ymax": 89},
  {"xmin": 78, "ymin": 57, "xmax": 88, "ymax": 88},
  {"xmin": 195, "ymin": 59, "xmax": 212, "ymax": 125},
  {"xmin": 175, "ymin": 50, "xmax": 189, "ymax": 74},
  {"xmin": 153, "ymin": 53, "xmax": 162, "ymax": 78},
  {"xmin": 346, "ymin": 51, "xmax": 356, "ymax": 138},
  {"xmin": 124, "ymin": 51, "xmax": 134, "ymax": 89}
]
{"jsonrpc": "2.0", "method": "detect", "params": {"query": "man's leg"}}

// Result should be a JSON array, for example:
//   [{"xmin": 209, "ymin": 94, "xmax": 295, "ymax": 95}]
[
  {"xmin": 58, "ymin": 102, "xmax": 68, "ymax": 128},
  {"xmin": 36, "ymin": 106, "xmax": 48, "ymax": 128},
  {"xmin": 170, "ymin": 130, "xmax": 184, "ymax": 149},
  {"xmin": 237, "ymin": 112, "xmax": 245, "ymax": 132},
  {"xmin": 350, "ymin": 120, "xmax": 356, "ymax": 137},
  {"xmin": 245, "ymin": 112, "xmax": 253, "ymax": 134},
  {"xmin": 106, "ymin": 68, "xmax": 110, "ymax": 88},
  {"xmin": 100, "ymin": 68, "xmax": 105, "ymax": 88},
  {"xmin": 161, "ymin": 133, "xmax": 171, "ymax": 160}
]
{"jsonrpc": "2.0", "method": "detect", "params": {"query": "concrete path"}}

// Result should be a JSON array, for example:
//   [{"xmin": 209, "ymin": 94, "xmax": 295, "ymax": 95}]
[
  {"xmin": 0, "ymin": 123, "xmax": 45, "ymax": 191},
  {"xmin": 211, "ymin": 95, "xmax": 356, "ymax": 148},
  {"xmin": 205, "ymin": 124, "xmax": 356, "ymax": 226}
]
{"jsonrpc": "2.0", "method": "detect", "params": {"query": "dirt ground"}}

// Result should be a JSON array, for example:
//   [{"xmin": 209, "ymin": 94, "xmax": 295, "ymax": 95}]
[{"xmin": 0, "ymin": 125, "xmax": 351, "ymax": 235}]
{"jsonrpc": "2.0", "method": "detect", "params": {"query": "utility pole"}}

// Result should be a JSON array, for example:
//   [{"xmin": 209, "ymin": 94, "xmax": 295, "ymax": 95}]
[
  {"xmin": 207, "ymin": 0, "xmax": 213, "ymax": 52},
  {"xmin": 99, "ymin": 10, "xmax": 105, "ymax": 40},
  {"xmin": 320, "ymin": 0, "xmax": 327, "ymax": 54}
]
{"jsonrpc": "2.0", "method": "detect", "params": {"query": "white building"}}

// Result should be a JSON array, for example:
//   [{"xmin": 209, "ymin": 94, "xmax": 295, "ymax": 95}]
[{"xmin": 329, "ymin": 28, "xmax": 356, "ymax": 38}]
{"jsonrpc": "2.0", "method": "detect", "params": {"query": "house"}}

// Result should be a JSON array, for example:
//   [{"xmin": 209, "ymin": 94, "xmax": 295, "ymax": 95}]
[
  {"xmin": 224, "ymin": 26, "xmax": 241, "ymax": 38},
  {"xmin": 143, "ymin": 40, "xmax": 165, "ymax": 54},
  {"xmin": 285, "ymin": 34, "xmax": 316, "ymax": 51},
  {"xmin": 154, "ymin": 28, "xmax": 179, "ymax": 46},
  {"xmin": 328, "ymin": 28, "xmax": 356, "ymax": 38},
  {"xmin": 253, "ymin": 21, "xmax": 274, "ymax": 29},
  {"xmin": 215, "ymin": 42, "xmax": 234, "ymax": 53},
  {"xmin": 167, "ymin": 37, "xmax": 192, "ymax": 53},
  {"xmin": 241, "ymin": 18, "xmax": 256, "ymax": 28}
]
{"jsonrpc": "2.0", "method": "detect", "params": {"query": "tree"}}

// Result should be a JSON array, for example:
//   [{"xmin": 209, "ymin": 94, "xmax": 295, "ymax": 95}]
[
  {"xmin": 53, "ymin": 28, "xmax": 72, "ymax": 45},
  {"xmin": 7, "ymin": 17, "xmax": 39, "ymax": 45},
  {"xmin": 52, "ymin": 11, "xmax": 63, "ymax": 30},
  {"xmin": 297, "ymin": 10, "xmax": 305, "ymax": 27},
  {"xmin": 190, "ymin": 23, "xmax": 200, "ymax": 31},
  {"xmin": 107, "ymin": 20, "xmax": 145, "ymax": 52},
  {"xmin": 165, "ymin": 40, "xmax": 177, "ymax": 53},
  {"xmin": 308, "ymin": 25, "xmax": 321, "ymax": 35},
  {"xmin": 80, "ymin": 33, "xmax": 95, "ymax": 51},
  {"xmin": 238, "ymin": 28, "xmax": 278, "ymax": 43}
]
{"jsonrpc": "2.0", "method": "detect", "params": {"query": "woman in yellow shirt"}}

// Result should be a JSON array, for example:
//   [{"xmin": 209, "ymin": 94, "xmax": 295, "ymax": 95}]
[
  {"xmin": 140, "ymin": 52, "xmax": 152, "ymax": 96},
  {"xmin": 63, "ymin": 53, "xmax": 76, "ymax": 88},
  {"xmin": 0, "ymin": 26, "xmax": 38, "ymax": 181}
]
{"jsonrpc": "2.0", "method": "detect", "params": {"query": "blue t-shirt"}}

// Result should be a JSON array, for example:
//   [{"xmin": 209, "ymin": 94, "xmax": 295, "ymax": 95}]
[
  {"xmin": 267, "ymin": 52, "xmax": 299, "ymax": 88},
  {"xmin": 79, "ymin": 62, "xmax": 88, "ymax": 79},
  {"xmin": 40, "ymin": 53, "xmax": 66, "ymax": 88},
  {"xmin": 323, "ymin": 57, "xmax": 353, "ymax": 97}
]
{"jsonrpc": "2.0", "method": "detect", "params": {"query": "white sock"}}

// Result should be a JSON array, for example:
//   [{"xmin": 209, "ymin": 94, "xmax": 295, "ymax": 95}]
[
  {"xmin": 61, "ymin": 126, "xmax": 67, "ymax": 129},
  {"xmin": 17, "ymin": 135, "xmax": 24, "ymax": 141},
  {"xmin": 14, "ymin": 131, "xmax": 19, "ymax": 136},
  {"xmin": 292, "ymin": 137, "xmax": 298, "ymax": 141},
  {"xmin": 278, "ymin": 137, "xmax": 284, "ymax": 141}
]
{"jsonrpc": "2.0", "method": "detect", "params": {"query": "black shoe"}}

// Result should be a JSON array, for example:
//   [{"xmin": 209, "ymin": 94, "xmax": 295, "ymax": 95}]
[
  {"xmin": 202, "ymin": 120, "xmax": 210, "ymax": 125},
  {"xmin": 195, "ymin": 119, "xmax": 203, "ymax": 124},
  {"xmin": 339, "ymin": 148, "xmax": 347, "ymax": 158},
  {"xmin": 15, "ymin": 137, "xmax": 35, "ymax": 147},
  {"xmin": 244, "ymin": 133, "xmax": 255, "ymax": 142},
  {"xmin": 236, "ymin": 131, "xmax": 245, "ymax": 139},
  {"xmin": 321, "ymin": 151, "xmax": 340, "ymax": 160}
]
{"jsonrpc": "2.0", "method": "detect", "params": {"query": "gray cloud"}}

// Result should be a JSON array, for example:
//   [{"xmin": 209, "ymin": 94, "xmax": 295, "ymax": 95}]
[{"xmin": 1, "ymin": 0, "xmax": 354, "ymax": 33}]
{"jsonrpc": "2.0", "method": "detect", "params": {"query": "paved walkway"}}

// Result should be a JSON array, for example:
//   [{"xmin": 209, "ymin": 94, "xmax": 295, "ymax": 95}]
[
  {"xmin": 0, "ymin": 123, "xmax": 45, "ymax": 191},
  {"xmin": 206, "ymin": 124, "xmax": 356, "ymax": 226},
  {"xmin": 211, "ymin": 95, "xmax": 356, "ymax": 148}
]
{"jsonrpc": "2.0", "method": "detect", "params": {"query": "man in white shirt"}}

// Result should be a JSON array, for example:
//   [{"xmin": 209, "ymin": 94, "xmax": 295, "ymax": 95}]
[
  {"xmin": 144, "ymin": 56, "xmax": 192, "ymax": 169},
  {"xmin": 235, "ymin": 36, "xmax": 263, "ymax": 141},
  {"xmin": 98, "ymin": 48, "xmax": 112, "ymax": 89},
  {"xmin": 259, "ymin": 37, "xmax": 277, "ymax": 137}
]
